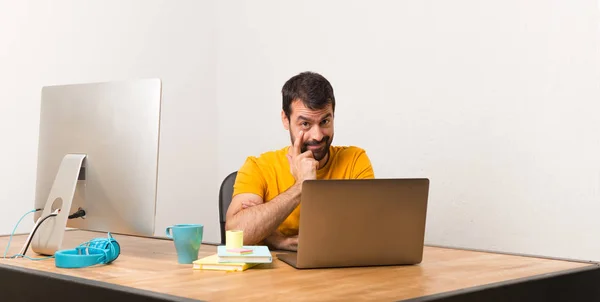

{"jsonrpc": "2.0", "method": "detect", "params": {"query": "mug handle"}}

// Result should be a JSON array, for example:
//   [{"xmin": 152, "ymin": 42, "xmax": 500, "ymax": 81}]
[{"xmin": 166, "ymin": 226, "xmax": 173, "ymax": 239}]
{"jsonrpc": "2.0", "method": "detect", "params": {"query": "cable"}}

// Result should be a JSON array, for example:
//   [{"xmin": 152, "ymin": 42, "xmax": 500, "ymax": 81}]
[
  {"xmin": 3, "ymin": 209, "xmax": 41, "ymax": 259},
  {"xmin": 16, "ymin": 210, "xmax": 54, "ymax": 257},
  {"xmin": 68, "ymin": 208, "xmax": 86, "ymax": 219},
  {"xmin": 9, "ymin": 254, "xmax": 54, "ymax": 260},
  {"xmin": 18, "ymin": 210, "xmax": 59, "ymax": 257}
]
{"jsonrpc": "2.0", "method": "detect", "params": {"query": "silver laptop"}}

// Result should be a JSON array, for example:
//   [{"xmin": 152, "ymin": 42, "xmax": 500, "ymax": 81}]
[{"xmin": 276, "ymin": 178, "xmax": 429, "ymax": 269}]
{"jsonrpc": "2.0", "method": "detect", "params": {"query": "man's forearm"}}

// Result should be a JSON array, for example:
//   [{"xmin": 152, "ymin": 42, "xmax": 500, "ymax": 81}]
[{"xmin": 227, "ymin": 184, "xmax": 301, "ymax": 244}]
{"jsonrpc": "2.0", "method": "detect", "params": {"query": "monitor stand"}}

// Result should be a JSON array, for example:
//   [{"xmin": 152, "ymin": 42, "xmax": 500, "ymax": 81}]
[{"xmin": 30, "ymin": 154, "xmax": 86, "ymax": 256}]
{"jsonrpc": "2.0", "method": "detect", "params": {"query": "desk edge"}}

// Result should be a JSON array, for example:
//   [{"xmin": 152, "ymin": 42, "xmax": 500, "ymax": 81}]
[
  {"xmin": 398, "ymin": 263, "xmax": 600, "ymax": 302},
  {"xmin": 0, "ymin": 262, "xmax": 204, "ymax": 302}
]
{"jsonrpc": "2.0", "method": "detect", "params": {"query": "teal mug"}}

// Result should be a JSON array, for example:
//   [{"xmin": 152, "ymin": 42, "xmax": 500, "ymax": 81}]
[{"xmin": 165, "ymin": 224, "xmax": 204, "ymax": 264}]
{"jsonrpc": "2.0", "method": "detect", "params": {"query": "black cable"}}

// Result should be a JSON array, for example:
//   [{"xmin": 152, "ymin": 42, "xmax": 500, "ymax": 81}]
[
  {"xmin": 68, "ymin": 208, "xmax": 86, "ymax": 219},
  {"xmin": 20, "ymin": 213, "xmax": 58, "ymax": 257}
]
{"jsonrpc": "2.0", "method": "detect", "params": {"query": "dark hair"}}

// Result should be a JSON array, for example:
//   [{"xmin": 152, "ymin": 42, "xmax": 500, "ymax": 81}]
[{"xmin": 281, "ymin": 71, "xmax": 335, "ymax": 119}]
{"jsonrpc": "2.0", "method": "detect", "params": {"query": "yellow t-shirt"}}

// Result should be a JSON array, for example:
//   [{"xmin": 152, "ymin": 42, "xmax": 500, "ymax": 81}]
[{"xmin": 232, "ymin": 145, "xmax": 375, "ymax": 237}]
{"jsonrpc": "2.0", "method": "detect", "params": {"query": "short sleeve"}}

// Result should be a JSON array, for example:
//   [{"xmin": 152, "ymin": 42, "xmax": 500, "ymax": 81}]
[
  {"xmin": 232, "ymin": 157, "xmax": 267, "ymax": 199},
  {"xmin": 352, "ymin": 149, "xmax": 375, "ymax": 179}
]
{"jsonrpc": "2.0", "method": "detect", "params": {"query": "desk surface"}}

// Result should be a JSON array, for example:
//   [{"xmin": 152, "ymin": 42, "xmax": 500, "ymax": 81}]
[{"xmin": 0, "ymin": 230, "xmax": 595, "ymax": 301}]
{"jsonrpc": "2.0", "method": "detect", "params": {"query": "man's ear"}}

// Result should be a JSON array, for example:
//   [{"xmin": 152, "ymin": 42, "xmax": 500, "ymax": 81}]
[{"xmin": 281, "ymin": 110, "xmax": 290, "ymax": 130}]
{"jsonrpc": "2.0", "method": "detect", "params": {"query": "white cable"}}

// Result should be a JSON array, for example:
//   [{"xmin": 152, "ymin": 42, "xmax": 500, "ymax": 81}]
[
  {"xmin": 17, "ymin": 217, "xmax": 43, "ymax": 256},
  {"xmin": 16, "ymin": 209, "xmax": 60, "ymax": 258}
]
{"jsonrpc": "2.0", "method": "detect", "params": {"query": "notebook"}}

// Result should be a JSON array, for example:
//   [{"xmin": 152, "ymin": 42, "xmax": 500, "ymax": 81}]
[
  {"xmin": 193, "ymin": 254, "xmax": 259, "ymax": 272},
  {"xmin": 217, "ymin": 245, "xmax": 272, "ymax": 263}
]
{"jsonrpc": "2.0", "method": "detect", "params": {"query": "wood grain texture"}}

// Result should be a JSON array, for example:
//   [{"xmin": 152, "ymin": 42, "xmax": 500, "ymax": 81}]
[{"xmin": 0, "ymin": 230, "xmax": 593, "ymax": 301}]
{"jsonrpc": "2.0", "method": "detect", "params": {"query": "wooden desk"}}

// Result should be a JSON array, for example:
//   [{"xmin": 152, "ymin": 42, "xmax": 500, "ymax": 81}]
[{"xmin": 0, "ymin": 230, "xmax": 598, "ymax": 301}]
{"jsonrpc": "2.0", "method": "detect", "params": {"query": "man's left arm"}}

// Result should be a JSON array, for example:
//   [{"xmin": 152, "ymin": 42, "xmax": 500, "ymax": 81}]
[{"xmin": 352, "ymin": 149, "xmax": 375, "ymax": 179}]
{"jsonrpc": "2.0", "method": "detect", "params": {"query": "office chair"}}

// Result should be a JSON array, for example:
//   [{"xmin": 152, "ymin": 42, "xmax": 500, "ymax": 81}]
[{"xmin": 218, "ymin": 171, "xmax": 237, "ymax": 245}]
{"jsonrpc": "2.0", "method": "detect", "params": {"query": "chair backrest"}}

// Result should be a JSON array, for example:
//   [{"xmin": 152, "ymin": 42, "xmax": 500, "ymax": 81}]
[{"xmin": 218, "ymin": 171, "xmax": 237, "ymax": 245}]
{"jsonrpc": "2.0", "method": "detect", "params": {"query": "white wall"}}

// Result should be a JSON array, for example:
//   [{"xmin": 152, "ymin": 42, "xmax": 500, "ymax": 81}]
[
  {"xmin": 0, "ymin": 0, "xmax": 221, "ymax": 243},
  {"xmin": 3, "ymin": 0, "xmax": 600, "ymax": 262},
  {"xmin": 217, "ymin": 0, "xmax": 600, "ymax": 261}
]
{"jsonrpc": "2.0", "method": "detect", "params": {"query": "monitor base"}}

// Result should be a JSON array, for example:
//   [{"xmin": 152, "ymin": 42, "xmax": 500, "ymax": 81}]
[{"xmin": 31, "ymin": 154, "xmax": 86, "ymax": 256}]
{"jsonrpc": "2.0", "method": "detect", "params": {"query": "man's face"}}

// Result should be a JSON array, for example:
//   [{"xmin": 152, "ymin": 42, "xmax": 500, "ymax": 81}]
[{"xmin": 283, "ymin": 100, "xmax": 334, "ymax": 161}]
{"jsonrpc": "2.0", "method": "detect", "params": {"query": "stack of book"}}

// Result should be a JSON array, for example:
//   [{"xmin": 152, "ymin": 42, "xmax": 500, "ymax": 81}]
[{"xmin": 192, "ymin": 245, "xmax": 272, "ymax": 272}]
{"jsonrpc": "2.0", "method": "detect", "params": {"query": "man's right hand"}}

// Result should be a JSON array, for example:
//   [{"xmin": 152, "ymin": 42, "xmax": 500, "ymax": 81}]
[
  {"xmin": 287, "ymin": 130, "xmax": 318, "ymax": 184},
  {"xmin": 264, "ymin": 230, "xmax": 298, "ymax": 251}
]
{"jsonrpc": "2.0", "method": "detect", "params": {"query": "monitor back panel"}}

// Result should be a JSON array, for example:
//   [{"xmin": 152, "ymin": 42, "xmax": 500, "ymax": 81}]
[{"xmin": 34, "ymin": 79, "xmax": 162, "ymax": 237}]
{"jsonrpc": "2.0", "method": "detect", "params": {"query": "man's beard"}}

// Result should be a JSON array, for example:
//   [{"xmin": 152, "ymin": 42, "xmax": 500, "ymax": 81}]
[{"xmin": 290, "ymin": 133, "xmax": 332, "ymax": 161}]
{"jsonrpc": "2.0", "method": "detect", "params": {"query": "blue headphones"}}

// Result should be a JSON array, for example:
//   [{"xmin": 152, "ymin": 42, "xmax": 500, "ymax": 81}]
[{"xmin": 54, "ymin": 233, "xmax": 120, "ymax": 268}]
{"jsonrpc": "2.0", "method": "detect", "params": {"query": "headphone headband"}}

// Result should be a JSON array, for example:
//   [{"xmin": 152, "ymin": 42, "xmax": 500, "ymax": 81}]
[{"xmin": 54, "ymin": 233, "xmax": 120, "ymax": 268}]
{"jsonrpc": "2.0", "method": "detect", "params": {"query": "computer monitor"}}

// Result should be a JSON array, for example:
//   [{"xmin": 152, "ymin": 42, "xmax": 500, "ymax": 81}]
[{"xmin": 31, "ymin": 79, "xmax": 162, "ymax": 255}]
